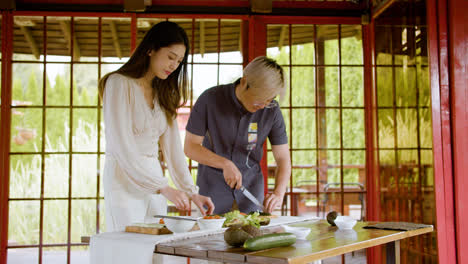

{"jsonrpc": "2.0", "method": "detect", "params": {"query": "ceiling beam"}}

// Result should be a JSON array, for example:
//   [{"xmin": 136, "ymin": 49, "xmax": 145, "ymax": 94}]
[
  {"xmin": 199, "ymin": 20, "xmax": 205, "ymax": 57},
  {"xmin": 18, "ymin": 26, "xmax": 40, "ymax": 60},
  {"xmin": 250, "ymin": 0, "xmax": 272, "ymax": 13},
  {"xmin": 109, "ymin": 21, "xmax": 123, "ymax": 59},
  {"xmin": 59, "ymin": 21, "xmax": 81, "ymax": 60}
]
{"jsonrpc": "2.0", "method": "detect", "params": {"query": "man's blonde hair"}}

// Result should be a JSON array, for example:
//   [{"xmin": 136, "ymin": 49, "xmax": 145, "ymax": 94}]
[{"xmin": 243, "ymin": 56, "xmax": 285, "ymax": 100}]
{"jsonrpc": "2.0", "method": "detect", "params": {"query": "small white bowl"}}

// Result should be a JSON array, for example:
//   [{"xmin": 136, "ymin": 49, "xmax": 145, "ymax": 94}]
[
  {"xmin": 334, "ymin": 216, "xmax": 357, "ymax": 230},
  {"xmin": 163, "ymin": 218, "xmax": 195, "ymax": 233},
  {"xmin": 281, "ymin": 225, "xmax": 311, "ymax": 239},
  {"xmin": 197, "ymin": 217, "xmax": 226, "ymax": 230}
]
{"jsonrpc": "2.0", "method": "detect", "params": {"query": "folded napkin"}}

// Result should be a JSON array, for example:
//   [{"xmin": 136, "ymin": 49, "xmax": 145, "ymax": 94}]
[{"xmin": 363, "ymin": 222, "xmax": 433, "ymax": 231}]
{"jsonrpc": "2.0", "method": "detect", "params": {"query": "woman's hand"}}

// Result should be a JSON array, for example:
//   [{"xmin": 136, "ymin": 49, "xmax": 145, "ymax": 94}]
[
  {"xmin": 222, "ymin": 161, "xmax": 242, "ymax": 189},
  {"xmin": 191, "ymin": 194, "xmax": 215, "ymax": 216},
  {"xmin": 159, "ymin": 186, "xmax": 191, "ymax": 212},
  {"xmin": 263, "ymin": 191, "xmax": 285, "ymax": 213}
]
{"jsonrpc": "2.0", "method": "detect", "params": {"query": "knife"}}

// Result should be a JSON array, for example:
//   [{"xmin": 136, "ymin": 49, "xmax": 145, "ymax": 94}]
[{"xmin": 239, "ymin": 186, "xmax": 264, "ymax": 211}]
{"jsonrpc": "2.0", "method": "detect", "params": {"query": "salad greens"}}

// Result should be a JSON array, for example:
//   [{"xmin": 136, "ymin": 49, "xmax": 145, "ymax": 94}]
[{"xmin": 223, "ymin": 210, "xmax": 261, "ymax": 228}]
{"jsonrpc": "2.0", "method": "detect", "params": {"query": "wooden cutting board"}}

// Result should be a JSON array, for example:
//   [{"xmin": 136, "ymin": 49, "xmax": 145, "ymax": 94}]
[{"xmin": 125, "ymin": 223, "xmax": 173, "ymax": 235}]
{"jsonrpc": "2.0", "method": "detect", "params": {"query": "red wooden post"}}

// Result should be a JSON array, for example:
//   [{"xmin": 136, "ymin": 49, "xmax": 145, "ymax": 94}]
[
  {"xmin": 448, "ymin": 0, "xmax": 468, "ymax": 262},
  {"xmin": 426, "ymin": 0, "xmax": 458, "ymax": 263},
  {"xmin": 0, "ymin": 11, "xmax": 13, "ymax": 264}
]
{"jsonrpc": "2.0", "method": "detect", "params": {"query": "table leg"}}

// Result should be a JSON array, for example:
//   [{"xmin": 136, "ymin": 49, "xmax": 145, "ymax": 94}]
[{"xmin": 386, "ymin": 240, "xmax": 401, "ymax": 264}]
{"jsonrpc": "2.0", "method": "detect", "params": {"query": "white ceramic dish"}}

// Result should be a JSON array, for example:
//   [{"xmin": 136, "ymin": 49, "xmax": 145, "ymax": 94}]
[
  {"xmin": 197, "ymin": 217, "xmax": 226, "ymax": 230},
  {"xmin": 281, "ymin": 225, "xmax": 311, "ymax": 239},
  {"xmin": 334, "ymin": 216, "xmax": 357, "ymax": 230},
  {"xmin": 163, "ymin": 218, "xmax": 195, "ymax": 233}
]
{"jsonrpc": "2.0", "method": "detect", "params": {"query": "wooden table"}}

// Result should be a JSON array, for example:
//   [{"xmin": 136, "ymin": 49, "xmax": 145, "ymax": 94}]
[{"xmin": 155, "ymin": 220, "xmax": 433, "ymax": 264}]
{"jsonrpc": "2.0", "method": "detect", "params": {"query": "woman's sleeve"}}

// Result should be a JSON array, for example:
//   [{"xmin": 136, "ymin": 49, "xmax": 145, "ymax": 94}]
[
  {"xmin": 103, "ymin": 74, "xmax": 169, "ymax": 194},
  {"xmin": 160, "ymin": 119, "xmax": 199, "ymax": 196}
]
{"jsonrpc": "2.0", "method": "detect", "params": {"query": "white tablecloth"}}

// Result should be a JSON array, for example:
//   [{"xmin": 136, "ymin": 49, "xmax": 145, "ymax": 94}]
[{"xmin": 90, "ymin": 216, "xmax": 318, "ymax": 264}]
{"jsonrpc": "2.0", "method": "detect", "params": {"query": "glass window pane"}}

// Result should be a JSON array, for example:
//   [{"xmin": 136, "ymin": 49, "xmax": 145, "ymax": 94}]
[
  {"xmin": 192, "ymin": 64, "xmax": 218, "ymax": 101},
  {"xmin": 219, "ymin": 65, "xmax": 242, "ymax": 85},
  {"xmin": 73, "ymin": 64, "xmax": 98, "ymax": 106},
  {"xmin": 267, "ymin": 24, "xmax": 290, "ymax": 65},
  {"xmin": 45, "ymin": 154, "xmax": 69, "ymax": 198},
  {"xmin": 397, "ymin": 109, "xmax": 418, "ymax": 148},
  {"xmin": 325, "ymin": 66, "xmax": 339, "ymax": 107},
  {"xmin": 102, "ymin": 18, "xmax": 131, "ymax": 63},
  {"xmin": 71, "ymin": 200, "xmax": 97, "ymax": 243},
  {"xmin": 46, "ymin": 16, "xmax": 71, "ymax": 62},
  {"xmin": 10, "ymin": 155, "xmax": 42, "ymax": 198},
  {"xmin": 12, "ymin": 63, "xmax": 44, "ymax": 105},
  {"xmin": 341, "ymin": 25, "xmax": 363, "ymax": 65},
  {"xmin": 9, "ymin": 201, "xmax": 40, "ymax": 244},
  {"xmin": 193, "ymin": 19, "xmax": 219, "ymax": 63},
  {"xmin": 418, "ymin": 66, "xmax": 431, "ymax": 106},
  {"xmin": 72, "ymin": 109, "xmax": 98, "ymax": 152},
  {"xmin": 420, "ymin": 108, "xmax": 433, "ymax": 148},
  {"xmin": 43, "ymin": 201, "xmax": 68, "ymax": 244},
  {"xmin": 342, "ymin": 67, "xmax": 363, "ymax": 107},
  {"xmin": 343, "ymin": 109, "xmax": 365, "ymax": 148},
  {"xmin": 46, "ymin": 63, "xmax": 70, "ymax": 105},
  {"xmin": 72, "ymin": 155, "xmax": 98, "ymax": 197},
  {"xmin": 11, "ymin": 108, "xmax": 43, "ymax": 153},
  {"xmin": 291, "ymin": 67, "xmax": 315, "ymax": 106},
  {"xmin": 291, "ymin": 25, "xmax": 315, "ymax": 65},
  {"xmin": 220, "ymin": 20, "xmax": 243, "ymax": 63},
  {"xmin": 46, "ymin": 109, "xmax": 69, "ymax": 152},
  {"xmin": 13, "ymin": 16, "xmax": 44, "ymax": 61},
  {"xmin": 326, "ymin": 109, "xmax": 340, "ymax": 148},
  {"xmin": 292, "ymin": 109, "xmax": 316, "ymax": 149},
  {"xmin": 281, "ymin": 66, "xmax": 290, "ymax": 107},
  {"xmin": 316, "ymin": 25, "xmax": 338, "ymax": 65},
  {"xmin": 74, "ymin": 17, "xmax": 99, "ymax": 62},
  {"xmin": 375, "ymin": 26, "xmax": 392, "ymax": 65},
  {"xmin": 378, "ymin": 109, "xmax": 395, "ymax": 148},
  {"xmin": 376, "ymin": 67, "xmax": 393, "ymax": 107},
  {"xmin": 343, "ymin": 150, "xmax": 366, "ymax": 185},
  {"xmin": 395, "ymin": 67, "xmax": 417, "ymax": 107}
]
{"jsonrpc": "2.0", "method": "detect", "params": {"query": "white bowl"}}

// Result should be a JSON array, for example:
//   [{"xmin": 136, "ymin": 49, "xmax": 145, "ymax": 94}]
[
  {"xmin": 334, "ymin": 216, "xmax": 357, "ymax": 230},
  {"xmin": 197, "ymin": 217, "xmax": 226, "ymax": 230},
  {"xmin": 281, "ymin": 225, "xmax": 311, "ymax": 239},
  {"xmin": 163, "ymin": 218, "xmax": 195, "ymax": 233}
]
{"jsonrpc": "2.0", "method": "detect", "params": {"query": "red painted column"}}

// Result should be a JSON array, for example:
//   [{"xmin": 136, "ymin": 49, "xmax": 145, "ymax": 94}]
[
  {"xmin": 0, "ymin": 11, "xmax": 13, "ymax": 264},
  {"xmin": 248, "ymin": 16, "xmax": 269, "ymax": 195},
  {"xmin": 426, "ymin": 0, "xmax": 458, "ymax": 263},
  {"xmin": 363, "ymin": 22, "xmax": 382, "ymax": 264},
  {"xmin": 448, "ymin": 0, "xmax": 468, "ymax": 263}
]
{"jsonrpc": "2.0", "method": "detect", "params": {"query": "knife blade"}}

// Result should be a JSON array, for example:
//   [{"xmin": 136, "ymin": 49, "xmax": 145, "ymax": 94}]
[{"xmin": 239, "ymin": 186, "xmax": 264, "ymax": 211}]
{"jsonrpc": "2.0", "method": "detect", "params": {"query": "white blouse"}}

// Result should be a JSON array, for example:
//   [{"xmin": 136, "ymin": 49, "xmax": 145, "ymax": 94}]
[{"xmin": 103, "ymin": 73, "xmax": 198, "ymax": 195}]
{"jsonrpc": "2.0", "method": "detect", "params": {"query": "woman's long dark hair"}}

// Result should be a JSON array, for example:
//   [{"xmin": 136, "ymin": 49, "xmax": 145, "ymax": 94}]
[{"xmin": 98, "ymin": 21, "xmax": 189, "ymax": 123}]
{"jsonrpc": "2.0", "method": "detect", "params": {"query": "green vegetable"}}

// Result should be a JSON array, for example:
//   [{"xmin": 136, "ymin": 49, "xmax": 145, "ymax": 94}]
[
  {"xmin": 243, "ymin": 232, "xmax": 296, "ymax": 251},
  {"xmin": 223, "ymin": 210, "xmax": 261, "ymax": 228}
]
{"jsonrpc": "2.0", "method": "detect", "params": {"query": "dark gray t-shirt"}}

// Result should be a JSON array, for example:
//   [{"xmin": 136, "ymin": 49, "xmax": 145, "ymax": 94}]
[{"xmin": 186, "ymin": 80, "xmax": 288, "ymax": 214}]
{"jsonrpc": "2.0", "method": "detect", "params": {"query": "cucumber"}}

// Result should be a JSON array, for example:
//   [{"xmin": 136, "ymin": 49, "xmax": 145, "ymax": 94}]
[{"xmin": 243, "ymin": 232, "xmax": 296, "ymax": 251}]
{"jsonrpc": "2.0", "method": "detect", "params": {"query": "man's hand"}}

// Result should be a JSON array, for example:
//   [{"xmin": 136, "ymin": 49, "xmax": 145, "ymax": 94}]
[
  {"xmin": 191, "ymin": 194, "xmax": 215, "ymax": 215},
  {"xmin": 159, "ymin": 186, "xmax": 191, "ymax": 212},
  {"xmin": 222, "ymin": 161, "xmax": 242, "ymax": 189},
  {"xmin": 263, "ymin": 191, "xmax": 285, "ymax": 213}
]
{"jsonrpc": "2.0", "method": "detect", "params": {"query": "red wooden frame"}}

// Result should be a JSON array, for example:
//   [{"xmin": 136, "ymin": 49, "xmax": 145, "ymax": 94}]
[
  {"xmin": 1, "ymin": 11, "xmax": 13, "ymax": 264},
  {"xmin": 0, "ymin": 2, "xmax": 466, "ymax": 263},
  {"xmin": 426, "ymin": 0, "xmax": 458, "ymax": 263},
  {"xmin": 448, "ymin": 0, "xmax": 468, "ymax": 263}
]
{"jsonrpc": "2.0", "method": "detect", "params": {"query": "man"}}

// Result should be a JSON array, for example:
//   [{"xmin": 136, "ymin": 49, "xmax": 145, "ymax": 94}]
[{"xmin": 184, "ymin": 56, "xmax": 291, "ymax": 214}]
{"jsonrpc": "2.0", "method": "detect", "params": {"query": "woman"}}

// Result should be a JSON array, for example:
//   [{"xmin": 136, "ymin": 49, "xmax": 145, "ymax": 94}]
[{"xmin": 99, "ymin": 21, "xmax": 214, "ymax": 232}]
